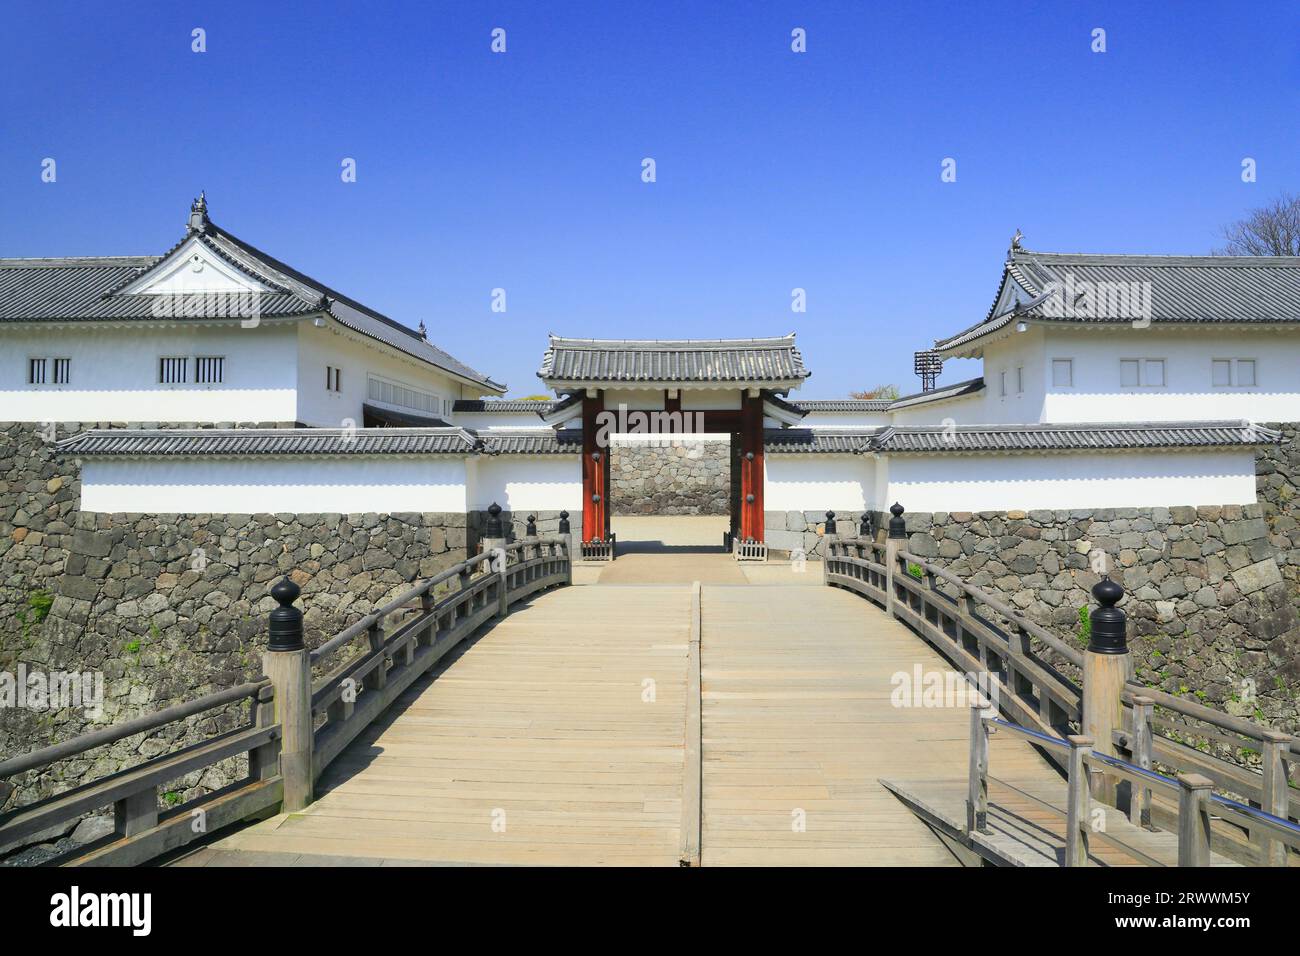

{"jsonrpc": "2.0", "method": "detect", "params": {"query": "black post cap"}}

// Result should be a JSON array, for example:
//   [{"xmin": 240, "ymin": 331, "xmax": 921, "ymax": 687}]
[
  {"xmin": 825, "ymin": 510, "xmax": 837, "ymax": 534},
  {"xmin": 484, "ymin": 501, "xmax": 504, "ymax": 537},
  {"xmin": 526, "ymin": 514, "xmax": 537, "ymax": 536},
  {"xmin": 267, "ymin": 576, "xmax": 304, "ymax": 652},
  {"xmin": 558, "ymin": 510, "xmax": 570, "ymax": 534},
  {"xmin": 859, "ymin": 513, "xmax": 873, "ymax": 537},
  {"xmin": 888, "ymin": 502, "xmax": 907, "ymax": 539},
  {"xmin": 1087, "ymin": 577, "xmax": 1128, "ymax": 655}
]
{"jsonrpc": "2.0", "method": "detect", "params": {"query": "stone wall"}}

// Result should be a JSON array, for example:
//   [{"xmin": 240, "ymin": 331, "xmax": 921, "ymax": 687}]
[
  {"xmin": 610, "ymin": 439, "xmax": 729, "ymax": 516},
  {"xmin": 0, "ymin": 422, "xmax": 473, "ymax": 828},
  {"xmin": 896, "ymin": 498, "xmax": 1299, "ymax": 730},
  {"xmin": 765, "ymin": 509, "xmax": 872, "ymax": 558}
]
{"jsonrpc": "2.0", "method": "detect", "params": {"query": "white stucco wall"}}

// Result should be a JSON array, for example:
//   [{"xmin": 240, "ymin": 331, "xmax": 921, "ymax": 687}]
[
  {"xmin": 467, "ymin": 455, "xmax": 582, "ymax": 512},
  {"xmin": 2, "ymin": 323, "xmax": 300, "ymax": 423},
  {"xmin": 1038, "ymin": 327, "xmax": 1300, "ymax": 423},
  {"xmin": 764, "ymin": 455, "xmax": 875, "ymax": 511},
  {"xmin": 452, "ymin": 411, "xmax": 551, "ymax": 430},
  {"xmin": 294, "ymin": 323, "xmax": 472, "ymax": 428},
  {"xmin": 798, "ymin": 410, "xmax": 892, "ymax": 427},
  {"xmin": 881, "ymin": 449, "xmax": 1258, "ymax": 511},
  {"xmin": 80, "ymin": 457, "xmax": 470, "ymax": 513}
]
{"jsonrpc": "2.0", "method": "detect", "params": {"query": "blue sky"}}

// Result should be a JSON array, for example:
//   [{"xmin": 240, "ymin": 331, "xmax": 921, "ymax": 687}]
[{"xmin": 2, "ymin": 1, "xmax": 1297, "ymax": 397}]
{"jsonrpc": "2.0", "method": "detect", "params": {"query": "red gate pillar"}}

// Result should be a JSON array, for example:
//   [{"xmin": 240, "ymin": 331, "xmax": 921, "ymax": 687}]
[
  {"xmin": 581, "ymin": 391, "xmax": 608, "ymax": 542},
  {"xmin": 739, "ymin": 393, "xmax": 765, "ymax": 542}
]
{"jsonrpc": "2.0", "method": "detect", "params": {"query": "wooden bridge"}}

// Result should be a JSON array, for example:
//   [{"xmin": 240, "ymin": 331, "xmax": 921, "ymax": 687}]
[{"xmin": 3, "ymin": 518, "xmax": 1299, "ymax": 868}]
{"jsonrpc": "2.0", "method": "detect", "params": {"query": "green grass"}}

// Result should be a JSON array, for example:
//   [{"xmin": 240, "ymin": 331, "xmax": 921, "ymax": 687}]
[
  {"xmin": 1076, "ymin": 605, "xmax": 1091, "ymax": 646},
  {"xmin": 906, "ymin": 562, "xmax": 923, "ymax": 580}
]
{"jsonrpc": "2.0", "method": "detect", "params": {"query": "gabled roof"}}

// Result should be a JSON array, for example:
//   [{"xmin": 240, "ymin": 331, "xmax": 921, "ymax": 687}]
[
  {"xmin": 936, "ymin": 244, "xmax": 1300, "ymax": 356},
  {"xmin": 0, "ymin": 197, "xmax": 505, "ymax": 393},
  {"xmin": 0, "ymin": 257, "xmax": 320, "ymax": 322},
  {"xmin": 538, "ymin": 334, "xmax": 810, "ymax": 388}
]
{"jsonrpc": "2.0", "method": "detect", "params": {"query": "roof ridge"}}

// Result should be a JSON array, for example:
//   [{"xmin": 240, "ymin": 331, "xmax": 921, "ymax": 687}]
[{"xmin": 0, "ymin": 256, "xmax": 158, "ymax": 268}]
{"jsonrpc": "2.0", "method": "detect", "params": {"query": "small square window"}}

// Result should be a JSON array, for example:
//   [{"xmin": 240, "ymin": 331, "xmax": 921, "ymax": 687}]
[
  {"xmin": 1237, "ymin": 359, "xmax": 1256, "ymax": 387},
  {"xmin": 1120, "ymin": 359, "xmax": 1140, "ymax": 387},
  {"xmin": 28, "ymin": 358, "xmax": 47, "ymax": 384},
  {"xmin": 1016, "ymin": 367, "xmax": 1024, "ymax": 394},
  {"xmin": 196, "ymin": 356, "xmax": 224, "ymax": 384},
  {"xmin": 1143, "ymin": 359, "xmax": 1165, "ymax": 387},
  {"xmin": 1212, "ymin": 359, "xmax": 1232, "ymax": 387},
  {"xmin": 1052, "ymin": 359, "xmax": 1073, "ymax": 387},
  {"xmin": 52, "ymin": 358, "xmax": 70, "ymax": 384},
  {"xmin": 159, "ymin": 357, "xmax": 188, "ymax": 384}
]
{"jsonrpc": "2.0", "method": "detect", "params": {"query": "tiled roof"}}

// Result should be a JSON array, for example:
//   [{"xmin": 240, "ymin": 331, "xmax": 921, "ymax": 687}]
[
  {"xmin": 453, "ymin": 399, "xmax": 557, "ymax": 413},
  {"xmin": 538, "ymin": 334, "xmax": 810, "ymax": 386},
  {"xmin": 0, "ymin": 210, "xmax": 505, "ymax": 393},
  {"xmin": 763, "ymin": 421, "xmax": 1278, "ymax": 454},
  {"xmin": 874, "ymin": 421, "xmax": 1279, "ymax": 454},
  {"xmin": 480, "ymin": 429, "xmax": 583, "ymax": 455},
  {"xmin": 795, "ymin": 399, "xmax": 892, "ymax": 412},
  {"xmin": 200, "ymin": 223, "xmax": 504, "ymax": 392},
  {"xmin": 59, "ymin": 428, "xmax": 479, "ymax": 457},
  {"xmin": 0, "ymin": 258, "xmax": 320, "ymax": 322},
  {"xmin": 887, "ymin": 377, "xmax": 985, "ymax": 411},
  {"xmin": 763, "ymin": 429, "xmax": 880, "ymax": 454},
  {"xmin": 936, "ymin": 247, "xmax": 1300, "ymax": 354}
]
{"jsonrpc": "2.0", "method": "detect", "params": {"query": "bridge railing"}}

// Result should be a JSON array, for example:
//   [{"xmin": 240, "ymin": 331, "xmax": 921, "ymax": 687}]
[
  {"xmin": 966, "ymin": 702, "xmax": 1300, "ymax": 866},
  {"xmin": 826, "ymin": 503, "xmax": 1298, "ymax": 865},
  {"xmin": 0, "ymin": 533, "xmax": 573, "ymax": 867}
]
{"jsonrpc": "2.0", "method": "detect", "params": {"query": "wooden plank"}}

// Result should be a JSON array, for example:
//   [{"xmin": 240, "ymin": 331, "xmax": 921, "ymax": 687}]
[{"xmin": 679, "ymin": 581, "xmax": 702, "ymax": 866}]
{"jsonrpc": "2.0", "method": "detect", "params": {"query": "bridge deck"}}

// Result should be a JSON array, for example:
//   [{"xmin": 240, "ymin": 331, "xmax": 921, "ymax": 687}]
[
  {"xmin": 195, "ymin": 585, "xmax": 691, "ymax": 866},
  {"xmin": 177, "ymin": 569, "xmax": 1115, "ymax": 867}
]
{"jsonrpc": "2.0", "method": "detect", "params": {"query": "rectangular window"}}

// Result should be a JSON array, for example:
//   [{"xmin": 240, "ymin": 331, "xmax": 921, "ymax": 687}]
[
  {"xmin": 1016, "ymin": 366, "xmax": 1024, "ymax": 394},
  {"xmin": 999, "ymin": 370, "xmax": 1007, "ymax": 397},
  {"xmin": 1213, "ymin": 358, "xmax": 1257, "ymax": 387},
  {"xmin": 326, "ymin": 366, "xmax": 342, "ymax": 392},
  {"xmin": 1051, "ymin": 358, "xmax": 1073, "ymax": 387},
  {"xmin": 196, "ymin": 356, "xmax": 225, "ymax": 384},
  {"xmin": 159, "ymin": 357, "xmax": 188, "ymax": 384},
  {"xmin": 28, "ymin": 358, "xmax": 47, "ymax": 384},
  {"xmin": 1120, "ymin": 359, "xmax": 1140, "ymax": 387},
  {"xmin": 52, "ymin": 358, "xmax": 70, "ymax": 384},
  {"xmin": 1121, "ymin": 358, "xmax": 1164, "ymax": 387}
]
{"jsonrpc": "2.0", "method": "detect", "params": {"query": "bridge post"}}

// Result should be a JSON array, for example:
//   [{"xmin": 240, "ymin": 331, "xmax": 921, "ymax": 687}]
[
  {"xmin": 482, "ymin": 503, "xmax": 509, "ymax": 617},
  {"xmin": 1064, "ymin": 734, "xmax": 1094, "ymax": 866},
  {"xmin": 884, "ymin": 503, "xmax": 906, "ymax": 616},
  {"xmin": 559, "ymin": 510, "xmax": 573, "ymax": 585},
  {"xmin": 1082, "ymin": 577, "xmax": 1130, "ymax": 805},
  {"xmin": 1176, "ymin": 773, "xmax": 1214, "ymax": 867},
  {"xmin": 264, "ymin": 577, "xmax": 313, "ymax": 811}
]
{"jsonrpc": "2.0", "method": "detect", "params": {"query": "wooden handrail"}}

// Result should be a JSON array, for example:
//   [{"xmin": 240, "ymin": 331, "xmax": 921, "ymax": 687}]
[{"xmin": 0, "ymin": 679, "xmax": 269, "ymax": 780}]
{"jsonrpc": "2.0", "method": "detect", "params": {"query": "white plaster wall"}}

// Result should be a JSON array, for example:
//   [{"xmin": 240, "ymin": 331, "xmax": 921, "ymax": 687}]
[
  {"xmin": 467, "ymin": 455, "xmax": 581, "ymax": 512},
  {"xmin": 799, "ymin": 410, "xmax": 892, "ymax": 427},
  {"xmin": 1, "ymin": 323, "xmax": 299, "ymax": 422},
  {"xmin": 882, "ymin": 449, "xmax": 1258, "ymax": 511},
  {"xmin": 682, "ymin": 389, "xmax": 742, "ymax": 410},
  {"xmin": 294, "ymin": 323, "xmax": 477, "ymax": 427},
  {"xmin": 1040, "ymin": 327, "xmax": 1300, "ymax": 423},
  {"xmin": 80, "ymin": 457, "xmax": 470, "ymax": 514},
  {"xmin": 889, "ymin": 393, "xmax": 987, "ymax": 427},
  {"xmin": 764, "ymin": 455, "xmax": 875, "ymax": 511}
]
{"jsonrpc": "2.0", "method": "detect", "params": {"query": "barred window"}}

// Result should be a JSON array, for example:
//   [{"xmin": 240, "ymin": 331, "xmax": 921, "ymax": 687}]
[
  {"xmin": 196, "ymin": 356, "xmax": 225, "ymax": 384},
  {"xmin": 326, "ymin": 366, "xmax": 342, "ymax": 392},
  {"xmin": 52, "ymin": 358, "xmax": 70, "ymax": 384},
  {"xmin": 159, "ymin": 356, "xmax": 188, "ymax": 384},
  {"xmin": 367, "ymin": 375, "xmax": 438, "ymax": 413},
  {"xmin": 28, "ymin": 358, "xmax": 46, "ymax": 384}
]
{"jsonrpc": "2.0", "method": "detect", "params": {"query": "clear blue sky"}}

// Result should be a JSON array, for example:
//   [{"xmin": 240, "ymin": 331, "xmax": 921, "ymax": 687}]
[{"xmin": 2, "ymin": 1, "xmax": 1297, "ymax": 397}]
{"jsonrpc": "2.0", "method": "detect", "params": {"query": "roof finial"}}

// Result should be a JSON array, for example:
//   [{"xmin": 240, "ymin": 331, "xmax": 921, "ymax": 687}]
[
  {"xmin": 188, "ymin": 191, "xmax": 208, "ymax": 232},
  {"xmin": 1010, "ymin": 228, "xmax": 1024, "ymax": 253},
  {"xmin": 417, "ymin": 319, "xmax": 428, "ymax": 341}
]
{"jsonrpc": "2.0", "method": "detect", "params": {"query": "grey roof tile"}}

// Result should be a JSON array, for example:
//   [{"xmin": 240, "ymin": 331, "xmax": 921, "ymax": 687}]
[
  {"xmin": 937, "ymin": 248, "xmax": 1300, "ymax": 353},
  {"xmin": 887, "ymin": 377, "xmax": 985, "ymax": 410},
  {"xmin": 453, "ymin": 399, "xmax": 557, "ymax": 413},
  {"xmin": 58, "ymin": 427, "xmax": 478, "ymax": 457},
  {"xmin": 480, "ymin": 429, "xmax": 583, "ymax": 455},
  {"xmin": 794, "ymin": 399, "xmax": 892, "ymax": 412},
  {"xmin": 538, "ymin": 335, "xmax": 810, "ymax": 385},
  {"xmin": 874, "ymin": 421, "xmax": 1279, "ymax": 453}
]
